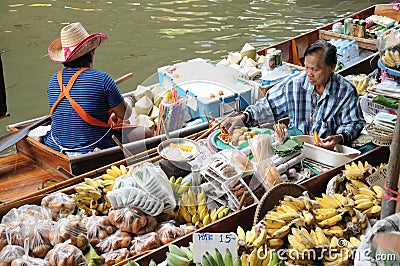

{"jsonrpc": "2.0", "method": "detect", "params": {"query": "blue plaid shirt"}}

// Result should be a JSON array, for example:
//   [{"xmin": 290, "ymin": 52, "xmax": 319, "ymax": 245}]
[{"xmin": 245, "ymin": 71, "xmax": 365, "ymax": 141}]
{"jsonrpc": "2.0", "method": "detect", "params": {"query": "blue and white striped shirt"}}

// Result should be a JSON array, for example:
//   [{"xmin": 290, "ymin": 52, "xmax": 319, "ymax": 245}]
[
  {"xmin": 44, "ymin": 68, "xmax": 124, "ymax": 155},
  {"xmin": 245, "ymin": 71, "xmax": 365, "ymax": 141}
]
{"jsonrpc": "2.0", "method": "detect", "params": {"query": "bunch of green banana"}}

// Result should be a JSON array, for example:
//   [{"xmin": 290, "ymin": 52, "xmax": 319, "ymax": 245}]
[
  {"xmin": 169, "ymin": 176, "xmax": 191, "ymax": 195},
  {"xmin": 177, "ymin": 188, "xmax": 230, "ymax": 228},
  {"xmin": 101, "ymin": 164, "xmax": 131, "ymax": 180},
  {"xmin": 200, "ymin": 248, "xmax": 235, "ymax": 266},
  {"xmin": 71, "ymin": 178, "xmax": 112, "ymax": 215},
  {"xmin": 165, "ymin": 243, "xmax": 193, "ymax": 266}
]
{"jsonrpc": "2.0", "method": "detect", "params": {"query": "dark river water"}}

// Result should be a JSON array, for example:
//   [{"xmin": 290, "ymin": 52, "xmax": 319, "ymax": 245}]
[{"xmin": 0, "ymin": 0, "xmax": 390, "ymax": 135}]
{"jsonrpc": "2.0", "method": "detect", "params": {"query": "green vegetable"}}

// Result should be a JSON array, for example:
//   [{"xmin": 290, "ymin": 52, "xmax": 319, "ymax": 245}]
[{"xmin": 372, "ymin": 94, "xmax": 399, "ymax": 109}]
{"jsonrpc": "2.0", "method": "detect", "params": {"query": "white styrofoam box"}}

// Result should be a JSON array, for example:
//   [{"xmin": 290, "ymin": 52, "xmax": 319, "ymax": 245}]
[
  {"xmin": 291, "ymin": 135, "xmax": 361, "ymax": 167},
  {"xmin": 157, "ymin": 58, "xmax": 259, "ymax": 119}
]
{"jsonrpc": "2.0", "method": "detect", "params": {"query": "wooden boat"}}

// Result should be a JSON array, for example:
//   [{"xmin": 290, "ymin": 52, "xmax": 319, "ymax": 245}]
[{"xmin": 0, "ymin": 3, "xmax": 395, "ymax": 208}]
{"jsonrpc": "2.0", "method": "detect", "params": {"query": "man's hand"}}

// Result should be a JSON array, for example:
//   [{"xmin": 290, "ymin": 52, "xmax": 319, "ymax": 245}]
[
  {"xmin": 316, "ymin": 134, "xmax": 342, "ymax": 150},
  {"xmin": 220, "ymin": 114, "xmax": 246, "ymax": 134}
]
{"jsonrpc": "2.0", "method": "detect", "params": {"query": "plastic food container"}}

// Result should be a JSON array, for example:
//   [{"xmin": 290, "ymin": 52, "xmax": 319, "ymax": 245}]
[
  {"xmin": 291, "ymin": 135, "xmax": 361, "ymax": 167},
  {"xmin": 222, "ymin": 174, "xmax": 258, "ymax": 209}
]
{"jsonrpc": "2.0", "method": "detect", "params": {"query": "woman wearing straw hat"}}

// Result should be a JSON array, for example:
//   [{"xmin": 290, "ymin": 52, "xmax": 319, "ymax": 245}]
[{"xmin": 44, "ymin": 22, "xmax": 152, "ymax": 155}]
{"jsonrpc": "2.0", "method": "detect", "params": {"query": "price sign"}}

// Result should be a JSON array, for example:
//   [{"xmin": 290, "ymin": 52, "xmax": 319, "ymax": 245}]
[
  {"xmin": 366, "ymin": 165, "xmax": 388, "ymax": 187},
  {"xmin": 192, "ymin": 232, "xmax": 237, "ymax": 263}
]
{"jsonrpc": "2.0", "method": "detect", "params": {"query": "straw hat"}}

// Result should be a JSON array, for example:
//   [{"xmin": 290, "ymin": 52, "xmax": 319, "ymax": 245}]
[{"xmin": 48, "ymin": 22, "xmax": 108, "ymax": 63}]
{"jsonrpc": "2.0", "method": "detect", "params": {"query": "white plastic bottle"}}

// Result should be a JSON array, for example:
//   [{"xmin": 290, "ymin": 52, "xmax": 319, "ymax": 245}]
[
  {"xmin": 349, "ymin": 40, "xmax": 359, "ymax": 65},
  {"xmin": 342, "ymin": 46, "xmax": 350, "ymax": 67}
]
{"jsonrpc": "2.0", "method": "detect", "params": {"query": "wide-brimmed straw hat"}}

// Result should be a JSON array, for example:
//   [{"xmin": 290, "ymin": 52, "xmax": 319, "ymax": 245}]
[{"xmin": 48, "ymin": 22, "xmax": 108, "ymax": 63}]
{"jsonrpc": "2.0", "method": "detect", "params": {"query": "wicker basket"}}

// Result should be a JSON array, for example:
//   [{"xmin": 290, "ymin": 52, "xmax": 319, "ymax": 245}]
[
  {"xmin": 365, "ymin": 123, "xmax": 393, "ymax": 146},
  {"xmin": 253, "ymin": 182, "xmax": 313, "ymax": 226}
]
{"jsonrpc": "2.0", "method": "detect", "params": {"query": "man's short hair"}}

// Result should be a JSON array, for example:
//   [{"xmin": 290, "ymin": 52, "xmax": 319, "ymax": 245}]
[{"xmin": 304, "ymin": 40, "xmax": 337, "ymax": 66}]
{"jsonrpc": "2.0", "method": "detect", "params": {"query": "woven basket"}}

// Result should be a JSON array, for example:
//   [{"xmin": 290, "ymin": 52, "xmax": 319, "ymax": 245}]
[
  {"xmin": 253, "ymin": 182, "xmax": 313, "ymax": 226},
  {"xmin": 365, "ymin": 123, "xmax": 393, "ymax": 146}
]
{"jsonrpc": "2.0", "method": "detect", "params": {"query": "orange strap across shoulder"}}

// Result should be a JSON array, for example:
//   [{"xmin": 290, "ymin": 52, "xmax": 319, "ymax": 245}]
[{"xmin": 50, "ymin": 68, "xmax": 110, "ymax": 128}]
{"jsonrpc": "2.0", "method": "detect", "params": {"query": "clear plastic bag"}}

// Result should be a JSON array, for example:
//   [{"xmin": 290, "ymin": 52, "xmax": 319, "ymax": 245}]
[
  {"xmin": 82, "ymin": 214, "xmax": 116, "ymax": 247},
  {"xmin": 41, "ymin": 192, "xmax": 76, "ymax": 221},
  {"xmin": 48, "ymin": 218, "xmax": 88, "ymax": 251},
  {"xmin": 10, "ymin": 238, "xmax": 48, "ymax": 266},
  {"xmin": 28, "ymin": 216, "xmax": 53, "ymax": 258},
  {"xmin": 156, "ymin": 221, "xmax": 184, "ymax": 245},
  {"xmin": 1, "ymin": 205, "xmax": 52, "ymax": 225},
  {"xmin": 248, "ymin": 134, "xmax": 274, "ymax": 163},
  {"xmin": 0, "ymin": 229, "xmax": 24, "ymax": 264},
  {"xmin": 107, "ymin": 187, "xmax": 164, "ymax": 216},
  {"xmin": 45, "ymin": 241, "xmax": 87, "ymax": 266},
  {"xmin": 107, "ymin": 208, "xmax": 158, "ymax": 235},
  {"xmin": 95, "ymin": 230, "xmax": 131, "ymax": 254},
  {"xmin": 132, "ymin": 163, "xmax": 176, "ymax": 211},
  {"xmin": 100, "ymin": 248, "xmax": 130, "ymax": 266},
  {"xmin": 129, "ymin": 232, "xmax": 160, "ymax": 256}
]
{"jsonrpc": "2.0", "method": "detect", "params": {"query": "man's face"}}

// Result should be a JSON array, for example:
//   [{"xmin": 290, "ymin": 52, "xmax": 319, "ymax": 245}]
[{"xmin": 304, "ymin": 51, "xmax": 335, "ymax": 88}]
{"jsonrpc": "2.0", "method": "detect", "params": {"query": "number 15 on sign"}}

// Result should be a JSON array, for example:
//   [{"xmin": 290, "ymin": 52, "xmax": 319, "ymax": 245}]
[{"xmin": 192, "ymin": 232, "xmax": 237, "ymax": 263}]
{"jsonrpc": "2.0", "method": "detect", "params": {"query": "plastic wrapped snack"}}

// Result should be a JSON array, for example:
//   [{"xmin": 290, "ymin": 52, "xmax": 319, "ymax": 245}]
[
  {"xmin": 45, "ymin": 241, "xmax": 87, "ymax": 266},
  {"xmin": 10, "ymin": 238, "xmax": 48, "ymax": 266},
  {"xmin": 179, "ymin": 224, "xmax": 197, "ymax": 235},
  {"xmin": 156, "ymin": 221, "xmax": 184, "ymax": 245},
  {"xmin": 108, "ymin": 208, "xmax": 158, "ymax": 235},
  {"xmin": 1, "ymin": 222, "xmax": 25, "ymax": 248},
  {"xmin": 249, "ymin": 134, "xmax": 274, "ymax": 163},
  {"xmin": 29, "ymin": 217, "xmax": 53, "ymax": 258},
  {"xmin": 107, "ymin": 187, "xmax": 164, "ymax": 216},
  {"xmin": 222, "ymin": 149, "xmax": 253, "ymax": 171},
  {"xmin": 100, "ymin": 248, "xmax": 130, "ymax": 266},
  {"xmin": 129, "ymin": 232, "xmax": 161, "ymax": 256},
  {"xmin": 0, "ymin": 229, "xmax": 24, "ymax": 265},
  {"xmin": 48, "ymin": 218, "xmax": 88, "ymax": 251},
  {"xmin": 131, "ymin": 163, "xmax": 176, "ymax": 211},
  {"xmin": 2, "ymin": 205, "xmax": 52, "ymax": 225},
  {"xmin": 95, "ymin": 230, "xmax": 132, "ymax": 254},
  {"xmin": 41, "ymin": 192, "xmax": 76, "ymax": 221},
  {"xmin": 82, "ymin": 214, "xmax": 116, "ymax": 246}
]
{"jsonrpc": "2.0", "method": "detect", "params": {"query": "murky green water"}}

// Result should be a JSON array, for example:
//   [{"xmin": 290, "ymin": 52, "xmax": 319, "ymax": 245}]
[{"xmin": 0, "ymin": 0, "xmax": 390, "ymax": 134}]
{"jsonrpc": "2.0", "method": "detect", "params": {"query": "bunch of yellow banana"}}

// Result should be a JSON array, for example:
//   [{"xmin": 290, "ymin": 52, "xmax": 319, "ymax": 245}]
[
  {"xmin": 101, "ymin": 164, "xmax": 131, "ymax": 180},
  {"xmin": 169, "ymin": 176, "xmax": 191, "ymax": 195},
  {"xmin": 237, "ymin": 245, "xmax": 271, "ymax": 266},
  {"xmin": 381, "ymin": 48, "xmax": 400, "ymax": 68},
  {"xmin": 176, "ymin": 189, "xmax": 230, "ymax": 228},
  {"xmin": 351, "ymin": 185, "xmax": 383, "ymax": 218},
  {"xmin": 343, "ymin": 161, "xmax": 374, "ymax": 180},
  {"xmin": 71, "ymin": 178, "xmax": 112, "ymax": 215}
]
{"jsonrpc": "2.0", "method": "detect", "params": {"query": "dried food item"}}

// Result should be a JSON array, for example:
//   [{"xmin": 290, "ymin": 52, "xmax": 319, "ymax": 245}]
[
  {"xmin": 82, "ymin": 215, "xmax": 116, "ymax": 247},
  {"xmin": 0, "ymin": 229, "xmax": 24, "ymax": 264},
  {"xmin": 222, "ymin": 150, "xmax": 253, "ymax": 171},
  {"xmin": 209, "ymin": 157, "xmax": 239, "ymax": 179},
  {"xmin": 100, "ymin": 248, "xmax": 130, "ymax": 266},
  {"xmin": 229, "ymin": 180, "xmax": 254, "ymax": 207},
  {"xmin": 48, "ymin": 218, "xmax": 88, "ymax": 251},
  {"xmin": 10, "ymin": 238, "xmax": 48, "ymax": 266},
  {"xmin": 156, "ymin": 221, "xmax": 184, "ymax": 245},
  {"xmin": 242, "ymin": 174, "xmax": 266, "ymax": 200},
  {"xmin": 95, "ymin": 230, "xmax": 132, "ymax": 254},
  {"xmin": 108, "ymin": 208, "xmax": 157, "ymax": 235},
  {"xmin": 45, "ymin": 242, "xmax": 87, "ymax": 266},
  {"xmin": 41, "ymin": 192, "xmax": 76, "ymax": 221},
  {"xmin": 129, "ymin": 232, "xmax": 160, "ymax": 256},
  {"xmin": 257, "ymin": 160, "xmax": 282, "ymax": 189}
]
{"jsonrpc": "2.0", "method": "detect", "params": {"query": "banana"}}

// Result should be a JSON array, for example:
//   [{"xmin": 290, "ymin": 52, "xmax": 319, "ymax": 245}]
[
  {"xmin": 333, "ymin": 193, "xmax": 351, "ymax": 206},
  {"xmin": 170, "ymin": 175, "xmax": 176, "ymax": 184},
  {"xmin": 283, "ymin": 195, "xmax": 306, "ymax": 210},
  {"xmin": 246, "ymin": 226, "xmax": 258, "ymax": 245},
  {"xmin": 224, "ymin": 248, "xmax": 233, "ymax": 266},
  {"xmin": 214, "ymin": 248, "xmax": 224, "ymax": 266},
  {"xmin": 276, "ymin": 204, "xmax": 298, "ymax": 214},
  {"xmin": 119, "ymin": 164, "xmax": 128, "ymax": 175},
  {"xmin": 249, "ymin": 248, "xmax": 260, "ymax": 266},
  {"xmin": 316, "ymin": 194, "xmax": 340, "ymax": 209},
  {"xmin": 288, "ymin": 235, "xmax": 307, "ymax": 252},
  {"xmin": 301, "ymin": 210, "xmax": 314, "ymax": 225},
  {"xmin": 177, "ymin": 182, "xmax": 191, "ymax": 194},
  {"xmin": 298, "ymin": 196, "xmax": 314, "ymax": 211},
  {"xmin": 309, "ymin": 230, "xmax": 320, "ymax": 247},
  {"xmin": 318, "ymin": 213, "xmax": 342, "ymax": 227},
  {"xmin": 203, "ymin": 214, "xmax": 211, "ymax": 226},
  {"xmin": 197, "ymin": 191, "xmax": 207, "ymax": 204},
  {"xmin": 267, "ymin": 238, "xmax": 284, "ymax": 249},
  {"xmin": 355, "ymin": 198, "xmax": 374, "ymax": 205},
  {"xmin": 358, "ymin": 188, "xmax": 377, "ymax": 199},
  {"xmin": 315, "ymin": 227, "xmax": 329, "ymax": 246},
  {"xmin": 175, "ymin": 176, "xmax": 183, "ymax": 185},
  {"xmin": 314, "ymin": 208, "xmax": 341, "ymax": 221},
  {"xmin": 201, "ymin": 253, "xmax": 213, "ymax": 266},
  {"xmin": 349, "ymin": 236, "xmax": 361, "ymax": 248},
  {"xmin": 251, "ymin": 228, "xmax": 268, "ymax": 248},
  {"xmin": 356, "ymin": 201, "xmax": 374, "ymax": 211},
  {"xmin": 111, "ymin": 165, "xmax": 122, "ymax": 176},
  {"xmin": 291, "ymin": 228, "xmax": 313, "ymax": 249},
  {"xmin": 168, "ymin": 243, "xmax": 188, "ymax": 259},
  {"xmin": 106, "ymin": 168, "xmax": 119, "ymax": 178},
  {"xmin": 277, "ymin": 212, "xmax": 301, "ymax": 221},
  {"xmin": 350, "ymin": 179, "xmax": 369, "ymax": 189},
  {"xmin": 267, "ymin": 250, "xmax": 279, "ymax": 266},
  {"xmin": 371, "ymin": 205, "xmax": 382, "ymax": 215},
  {"xmin": 233, "ymin": 257, "xmax": 242, "ymax": 266},
  {"xmin": 210, "ymin": 210, "xmax": 218, "ymax": 223},
  {"xmin": 101, "ymin": 173, "xmax": 116, "ymax": 180},
  {"xmin": 217, "ymin": 207, "xmax": 230, "ymax": 219},
  {"xmin": 149, "ymin": 260, "xmax": 156, "ymax": 266},
  {"xmin": 271, "ymin": 225, "xmax": 290, "ymax": 239},
  {"xmin": 323, "ymin": 228, "xmax": 345, "ymax": 238},
  {"xmin": 166, "ymin": 252, "xmax": 191, "ymax": 266},
  {"xmin": 372, "ymin": 186, "xmax": 383, "ymax": 198},
  {"xmin": 264, "ymin": 217, "xmax": 286, "ymax": 229},
  {"xmin": 89, "ymin": 199, "xmax": 98, "ymax": 209},
  {"xmin": 205, "ymin": 251, "xmax": 218, "ymax": 266},
  {"xmin": 345, "ymin": 182, "xmax": 360, "ymax": 195},
  {"xmin": 300, "ymin": 227, "xmax": 316, "ymax": 246},
  {"xmin": 237, "ymin": 226, "xmax": 246, "ymax": 241},
  {"xmin": 354, "ymin": 193, "xmax": 374, "ymax": 200},
  {"xmin": 330, "ymin": 236, "xmax": 339, "ymax": 249}
]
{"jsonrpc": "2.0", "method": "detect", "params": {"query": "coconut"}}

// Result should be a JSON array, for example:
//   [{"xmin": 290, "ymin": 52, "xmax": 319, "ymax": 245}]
[
  {"xmin": 227, "ymin": 52, "xmax": 242, "ymax": 65},
  {"xmin": 240, "ymin": 43, "xmax": 257, "ymax": 61},
  {"xmin": 133, "ymin": 85, "xmax": 153, "ymax": 101},
  {"xmin": 134, "ymin": 115, "xmax": 154, "ymax": 129},
  {"xmin": 151, "ymin": 85, "xmax": 166, "ymax": 107},
  {"xmin": 134, "ymin": 96, "xmax": 153, "ymax": 115}
]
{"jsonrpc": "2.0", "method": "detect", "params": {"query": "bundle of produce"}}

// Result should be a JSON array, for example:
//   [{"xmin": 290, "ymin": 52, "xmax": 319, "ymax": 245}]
[
  {"xmin": 0, "ymin": 229, "xmax": 25, "ymax": 265},
  {"xmin": 45, "ymin": 241, "xmax": 87, "ymax": 266},
  {"xmin": 327, "ymin": 161, "xmax": 385, "ymax": 218},
  {"xmin": 380, "ymin": 46, "xmax": 400, "ymax": 68},
  {"xmin": 129, "ymin": 232, "xmax": 161, "ymax": 256},
  {"xmin": 82, "ymin": 214, "xmax": 116, "ymax": 247},
  {"xmin": 156, "ymin": 221, "xmax": 185, "ymax": 245},
  {"xmin": 238, "ymin": 192, "xmax": 368, "ymax": 265},
  {"xmin": 8, "ymin": 238, "xmax": 48, "ymax": 266},
  {"xmin": 107, "ymin": 208, "xmax": 157, "ymax": 236},
  {"xmin": 176, "ymin": 188, "xmax": 231, "ymax": 228},
  {"xmin": 28, "ymin": 217, "xmax": 53, "ymax": 258},
  {"xmin": 95, "ymin": 230, "xmax": 131, "ymax": 254},
  {"xmin": 70, "ymin": 178, "xmax": 113, "ymax": 216},
  {"xmin": 169, "ymin": 176, "xmax": 191, "ymax": 196},
  {"xmin": 101, "ymin": 164, "xmax": 132, "ymax": 181},
  {"xmin": 48, "ymin": 217, "xmax": 88, "ymax": 251},
  {"xmin": 41, "ymin": 192, "xmax": 76, "ymax": 221},
  {"xmin": 100, "ymin": 248, "xmax": 130, "ymax": 266}
]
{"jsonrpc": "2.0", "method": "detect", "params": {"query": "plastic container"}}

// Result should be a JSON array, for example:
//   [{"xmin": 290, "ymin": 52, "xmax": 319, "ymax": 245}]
[{"xmin": 290, "ymin": 135, "xmax": 361, "ymax": 167}]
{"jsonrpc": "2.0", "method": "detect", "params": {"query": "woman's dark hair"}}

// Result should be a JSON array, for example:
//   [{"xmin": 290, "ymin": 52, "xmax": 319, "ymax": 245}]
[
  {"xmin": 304, "ymin": 40, "xmax": 337, "ymax": 66},
  {"xmin": 63, "ymin": 49, "xmax": 94, "ymax": 68}
]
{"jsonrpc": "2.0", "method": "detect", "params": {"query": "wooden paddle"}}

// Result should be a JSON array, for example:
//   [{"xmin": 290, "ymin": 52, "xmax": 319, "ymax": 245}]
[{"xmin": 0, "ymin": 72, "xmax": 133, "ymax": 153}]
